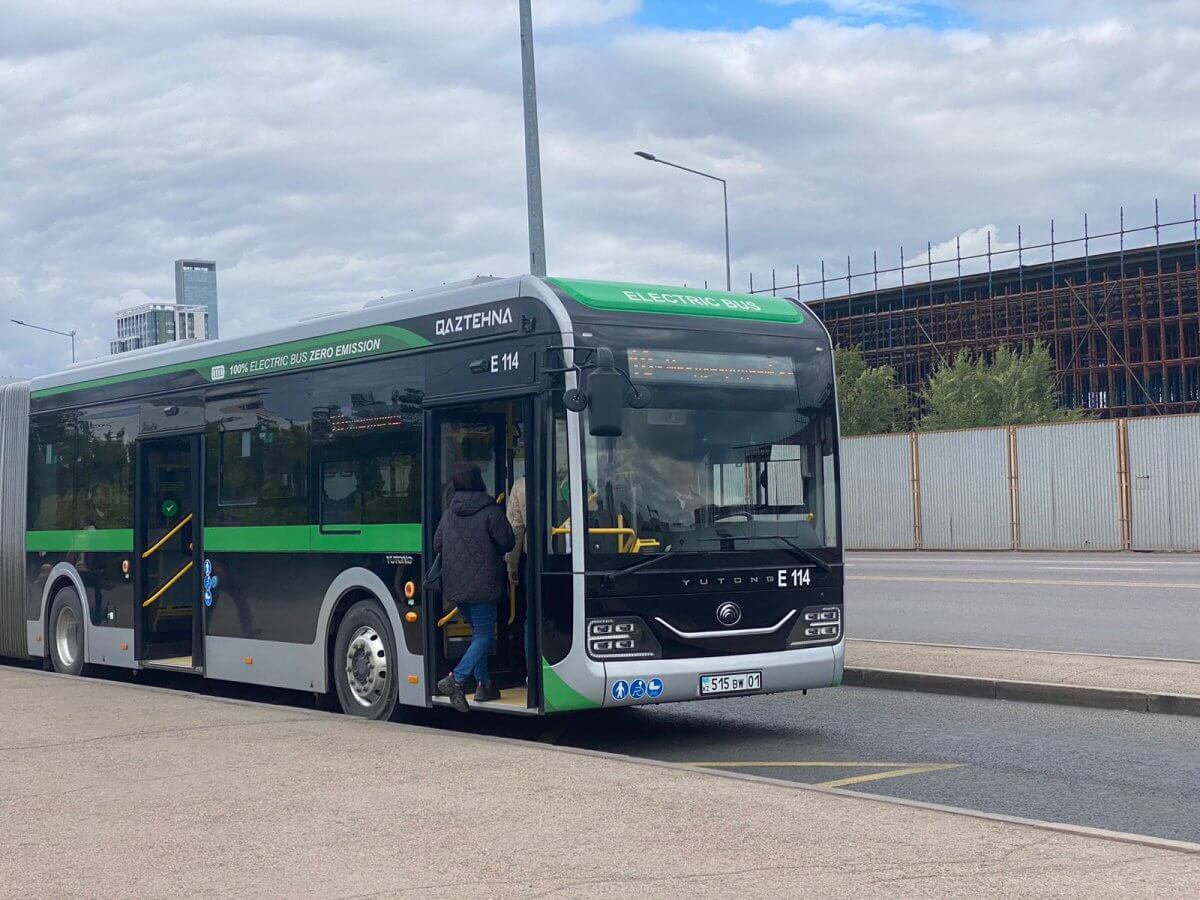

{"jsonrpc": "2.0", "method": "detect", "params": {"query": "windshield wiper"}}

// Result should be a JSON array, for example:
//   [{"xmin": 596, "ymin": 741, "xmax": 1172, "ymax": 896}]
[
  {"xmin": 763, "ymin": 534, "xmax": 832, "ymax": 573},
  {"xmin": 698, "ymin": 532, "xmax": 832, "ymax": 573},
  {"xmin": 600, "ymin": 551, "xmax": 706, "ymax": 589}
]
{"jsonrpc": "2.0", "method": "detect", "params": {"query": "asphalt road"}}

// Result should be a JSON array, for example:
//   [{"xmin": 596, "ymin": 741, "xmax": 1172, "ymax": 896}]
[
  {"xmin": 553, "ymin": 686, "xmax": 1200, "ymax": 845},
  {"xmin": 847, "ymin": 551, "xmax": 1200, "ymax": 659},
  {"xmin": 16, "ymin": 660, "xmax": 1196, "ymax": 845}
]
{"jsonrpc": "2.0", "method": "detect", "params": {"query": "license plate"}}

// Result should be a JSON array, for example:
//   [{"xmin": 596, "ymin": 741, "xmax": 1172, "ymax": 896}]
[{"xmin": 699, "ymin": 671, "xmax": 762, "ymax": 695}]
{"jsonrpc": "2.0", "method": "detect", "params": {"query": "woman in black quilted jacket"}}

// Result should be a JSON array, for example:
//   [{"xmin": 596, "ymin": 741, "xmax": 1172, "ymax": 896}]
[{"xmin": 434, "ymin": 462, "xmax": 516, "ymax": 712}]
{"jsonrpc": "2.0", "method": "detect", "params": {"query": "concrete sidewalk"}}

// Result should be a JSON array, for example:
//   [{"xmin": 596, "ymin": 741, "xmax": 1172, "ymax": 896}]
[
  {"xmin": 1, "ymin": 667, "xmax": 1198, "ymax": 898},
  {"xmin": 847, "ymin": 639, "xmax": 1200, "ymax": 714}
]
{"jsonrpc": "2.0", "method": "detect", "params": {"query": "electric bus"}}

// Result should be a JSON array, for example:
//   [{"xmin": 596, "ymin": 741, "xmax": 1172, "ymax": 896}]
[{"xmin": 0, "ymin": 275, "xmax": 843, "ymax": 717}]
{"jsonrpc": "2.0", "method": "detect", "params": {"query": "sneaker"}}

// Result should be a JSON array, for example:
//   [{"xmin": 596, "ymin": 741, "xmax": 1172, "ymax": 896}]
[
  {"xmin": 474, "ymin": 682, "xmax": 501, "ymax": 703},
  {"xmin": 437, "ymin": 674, "xmax": 470, "ymax": 713}
]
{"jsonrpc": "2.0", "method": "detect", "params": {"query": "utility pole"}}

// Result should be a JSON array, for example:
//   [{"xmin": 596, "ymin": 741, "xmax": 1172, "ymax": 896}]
[{"xmin": 519, "ymin": 0, "xmax": 547, "ymax": 276}]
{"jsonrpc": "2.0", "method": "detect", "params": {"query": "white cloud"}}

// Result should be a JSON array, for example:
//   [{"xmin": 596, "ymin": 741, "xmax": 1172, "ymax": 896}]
[{"xmin": 3, "ymin": 2, "xmax": 1200, "ymax": 376}]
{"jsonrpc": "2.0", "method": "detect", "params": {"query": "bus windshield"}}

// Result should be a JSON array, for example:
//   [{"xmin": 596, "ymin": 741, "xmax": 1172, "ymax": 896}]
[{"xmin": 580, "ymin": 342, "xmax": 839, "ymax": 566}]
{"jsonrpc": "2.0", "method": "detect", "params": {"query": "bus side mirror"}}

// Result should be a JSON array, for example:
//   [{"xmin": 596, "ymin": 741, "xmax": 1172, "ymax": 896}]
[
  {"xmin": 587, "ymin": 364, "xmax": 625, "ymax": 437},
  {"xmin": 561, "ymin": 346, "xmax": 651, "ymax": 438}
]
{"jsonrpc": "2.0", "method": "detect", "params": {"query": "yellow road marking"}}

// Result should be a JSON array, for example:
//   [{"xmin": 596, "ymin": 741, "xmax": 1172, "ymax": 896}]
[
  {"xmin": 814, "ymin": 764, "xmax": 962, "ymax": 789},
  {"xmin": 690, "ymin": 760, "xmax": 963, "ymax": 789},
  {"xmin": 849, "ymin": 574, "xmax": 1200, "ymax": 590},
  {"xmin": 691, "ymin": 761, "xmax": 941, "ymax": 768}
]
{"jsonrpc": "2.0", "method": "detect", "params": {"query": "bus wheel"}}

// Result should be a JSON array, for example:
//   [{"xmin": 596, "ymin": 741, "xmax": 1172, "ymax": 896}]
[
  {"xmin": 333, "ymin": 600, "xmax": 399, "ymax": 720},
  {"xmin": 48, "ymin": 587, "xmax": 89, "ymax": 677}
]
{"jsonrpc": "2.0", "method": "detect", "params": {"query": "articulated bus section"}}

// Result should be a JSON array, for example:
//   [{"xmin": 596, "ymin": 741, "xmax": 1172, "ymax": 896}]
[{"xmin": 0, "ymin": 275, "xmax": 844, "ymax": 718}]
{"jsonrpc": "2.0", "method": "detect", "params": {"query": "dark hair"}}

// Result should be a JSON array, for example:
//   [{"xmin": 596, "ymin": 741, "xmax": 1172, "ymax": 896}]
[{"xmin": 452, "ymin": 462, "xmax": 486, "ymax": 493}]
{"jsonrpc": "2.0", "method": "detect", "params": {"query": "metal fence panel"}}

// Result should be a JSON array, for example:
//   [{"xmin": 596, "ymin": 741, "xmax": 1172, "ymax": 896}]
[
  {"xmin": 842, "ymin": 434, "xmax": 914, "ymax": 549},
  {"xmin": 1128, "ymin": 416, "xmax": 1200, "ymax": 551},
  {"xmin": 918, "ymin": 428, "xmax": 1010, "ymax": 549},
  {"xmin": 1016, "ymin": 421, "xmax": 1121, "ymax": 551},
  {"xmin": 0, "ymin": 381, "xmax": 30, "ymax": 658}
]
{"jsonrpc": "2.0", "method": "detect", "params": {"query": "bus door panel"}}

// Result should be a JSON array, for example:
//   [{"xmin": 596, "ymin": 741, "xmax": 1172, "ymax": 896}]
[
  {"xmin": 424, "ymin": 398, "xmax": 539, "ymax": 706},
  {"xmin": 134, "ymin": 434, "xmax": 203, "ymax": 669}
]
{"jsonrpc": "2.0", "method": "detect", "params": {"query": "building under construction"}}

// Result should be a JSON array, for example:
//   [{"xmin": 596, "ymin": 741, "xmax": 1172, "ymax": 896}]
[{"xmin": 752, "ymin": 209, "xmax": 1200, "ymax": 419}]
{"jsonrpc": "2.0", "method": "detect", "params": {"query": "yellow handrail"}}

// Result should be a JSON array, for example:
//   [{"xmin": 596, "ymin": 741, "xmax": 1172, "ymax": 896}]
[
  {"xmin": 437, "ymin": 607, "xmax": 459, "ymax": 627},
  {"xmin": 141, "ymin": 513, "xmax": 193, "ymax": 560},
  {"xmin": 142, "ymin": 560, "xmax": 194, "ymax": 607}
]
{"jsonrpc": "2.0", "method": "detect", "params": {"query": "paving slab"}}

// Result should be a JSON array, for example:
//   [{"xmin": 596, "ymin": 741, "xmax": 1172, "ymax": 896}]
[{"xmin": 1, "ymin": 666, "xmax": 1199, "ymax": 898}]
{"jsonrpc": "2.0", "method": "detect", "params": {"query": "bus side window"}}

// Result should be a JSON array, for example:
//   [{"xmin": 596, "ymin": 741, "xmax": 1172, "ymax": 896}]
[
  {"xmin": 546, "ymin": 395, "xmax": 572, "ymax": 563},
  {"xmin": 207, "ymin": 376, "xmax": 310, "ymax": 528}
]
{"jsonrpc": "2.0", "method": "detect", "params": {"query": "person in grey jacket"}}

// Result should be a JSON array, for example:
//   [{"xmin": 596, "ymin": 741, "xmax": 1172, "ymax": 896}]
[{"xmin": 434, "ymin": 463, "xmax": 516, "ymax": 711}]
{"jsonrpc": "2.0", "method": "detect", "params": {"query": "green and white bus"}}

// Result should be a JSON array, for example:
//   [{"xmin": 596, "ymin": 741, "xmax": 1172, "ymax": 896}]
[{"xmin": 0, "ymin": 275, "xmax": 843, "ymax": 718}]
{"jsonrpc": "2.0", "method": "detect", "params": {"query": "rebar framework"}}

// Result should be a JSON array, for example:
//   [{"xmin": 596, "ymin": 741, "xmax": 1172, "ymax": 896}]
[{"xmin": 750, "ymin": 200, "xmax": 1200, "ymax": 418}]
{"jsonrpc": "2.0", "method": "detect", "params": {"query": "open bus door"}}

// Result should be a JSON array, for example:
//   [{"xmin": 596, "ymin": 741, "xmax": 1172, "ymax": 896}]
[
  {"xmin": 424, "ymin": 397, "xmax": 541, "ymax": 712},
  {"xmin": 134, "ymin": 434, "xmax": 204, "ymax": 672}
]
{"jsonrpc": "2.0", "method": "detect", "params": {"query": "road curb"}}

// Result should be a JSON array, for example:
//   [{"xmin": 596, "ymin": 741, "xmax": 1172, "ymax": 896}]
[{"xmin": 844, "ymin": 666, "xmax": 1200, "ymax": 716}]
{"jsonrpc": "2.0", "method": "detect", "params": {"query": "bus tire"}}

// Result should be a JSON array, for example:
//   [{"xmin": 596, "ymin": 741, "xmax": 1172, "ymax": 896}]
[
  {"xmin": 332, "ymin": 600, "xmax": 399, "ymax": 720},
  {"xmin": 48, "ymin": 587, "xmax": 89, "ymax": 677}
]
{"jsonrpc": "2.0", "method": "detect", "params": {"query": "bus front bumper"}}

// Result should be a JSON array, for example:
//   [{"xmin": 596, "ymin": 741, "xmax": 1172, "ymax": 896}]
[{"xmin": 600, "ymin": 640, "xmax": 843, "ymax": 707}]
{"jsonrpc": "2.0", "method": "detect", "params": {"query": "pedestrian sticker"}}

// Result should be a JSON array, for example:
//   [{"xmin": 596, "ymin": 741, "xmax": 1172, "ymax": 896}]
[
  {"xmin": 203, "ymin": 559, "xmax": 212, "ymax": 577},
  {"xmin": 611, "ymin": 680, "xmax": 629, "ymax": 701},
  {"xmin": 630, "ymin": 679, "xmax": 647, "ymax": 699},
  {"xmin": 647, "ymin": 677, "xmax": 664, "ymax": 698}
]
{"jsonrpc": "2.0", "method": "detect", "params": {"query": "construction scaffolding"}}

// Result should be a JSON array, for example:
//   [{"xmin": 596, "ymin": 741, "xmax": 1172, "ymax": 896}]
[{"xmin": 751, "ymin": 199, "xmax": 1200, "ymax": 418}]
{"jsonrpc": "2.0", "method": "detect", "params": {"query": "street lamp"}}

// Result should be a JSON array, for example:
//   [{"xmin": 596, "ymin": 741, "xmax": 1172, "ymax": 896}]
[
  {"xmin": 635, "ymin": 150, "xmax": 731, "ymax": 291},
  {"xmin": 11, "ymin": 319, "xmax": 76, "ymax": 363}
]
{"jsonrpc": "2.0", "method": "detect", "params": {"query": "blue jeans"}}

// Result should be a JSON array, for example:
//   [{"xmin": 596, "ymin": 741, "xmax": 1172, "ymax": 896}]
[{"xmin": 453, "ymin": 601, "xmax": 497, "ymax": 685}]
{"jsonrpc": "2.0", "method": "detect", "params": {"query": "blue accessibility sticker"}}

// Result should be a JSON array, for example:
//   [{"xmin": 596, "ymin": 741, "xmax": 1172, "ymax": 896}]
[
  {"xmin": 203, "ymin": 589, "xmax": 213, "ymax": 607},
  {"xmin": 203, "ymin": 558, "xmax": 213, "ymax": 577},
  {"xmin": 647, "ymin": 677, "xmax": 664, "ymax": 698},
  {"xmin": 611, "ymin": 680, "xmax": 629, "ymax": 701},
  {"xmin": 630, "ymin": 679, "xmax": 647, "ymax": 700}
]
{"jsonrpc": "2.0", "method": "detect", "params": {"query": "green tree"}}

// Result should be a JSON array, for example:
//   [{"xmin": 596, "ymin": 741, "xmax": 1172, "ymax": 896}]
[
  {"xmin": 834, "ymin": 347, "xmax": 909, "ymax": 436},
  {"xmin": 920, "ymin": 340, "xmax": 1078, "ymax": 430}
]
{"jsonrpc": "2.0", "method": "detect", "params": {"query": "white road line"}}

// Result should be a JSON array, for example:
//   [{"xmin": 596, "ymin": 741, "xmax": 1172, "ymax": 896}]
[
  {"xmin": 849, "ymin": 556, "xmax": 1200, "ymax": 566},
  {"xmin": 850, "ymin": 574, "xmax": 1200, "ymax": 589},
  {"xmin": 1035, "ymin": 566, "xmax": 1153, "ymax": 572}
]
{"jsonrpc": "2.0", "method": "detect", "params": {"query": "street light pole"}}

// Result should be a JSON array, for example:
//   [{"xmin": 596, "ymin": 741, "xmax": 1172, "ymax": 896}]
[
  {"xmin": 519, "ymin": 0, "xmax": 547, "ymax": 276},
  {"xmin": 635, "ymin": 150, "xmax": 731, "ymax": 291},
  {"xmin": 11, "ymin": 319, "xmax": 76, "ymax": 363}
]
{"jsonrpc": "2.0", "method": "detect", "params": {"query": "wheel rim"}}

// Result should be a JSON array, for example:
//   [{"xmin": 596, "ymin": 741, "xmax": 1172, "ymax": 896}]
[
  {"xmin": 55, "ymin": 605, "xmax": 81, "ymax": 670},
  {"xmin": 344, "ymin": 625, "xmax": 388, "ymax": 708}
]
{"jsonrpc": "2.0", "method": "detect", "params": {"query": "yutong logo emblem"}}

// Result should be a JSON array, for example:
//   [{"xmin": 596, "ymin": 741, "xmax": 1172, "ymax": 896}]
[{"xmin": 716, "ymin": 602, "xmax": 742, "ymax": 627}]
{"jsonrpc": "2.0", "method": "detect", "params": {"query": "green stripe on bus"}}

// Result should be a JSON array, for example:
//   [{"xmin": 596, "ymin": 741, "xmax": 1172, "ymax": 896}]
[
  {"xmin": 548, "ymin": 276, "xmax": 803, "ymax": 324},
  {"xmin": 541, "ymin": 660, "xmax": 602, "ymax": 712},
  {"xmin": 203, "ymin": 524, "xmax": 422, "ymax": 553},
  {"xmin": 26, "ymin": 529, "xmax": 134, "ymax": 552},
  {"xmin": 31, "ymin": 324, "xmax": 430, "ymax": 399}
]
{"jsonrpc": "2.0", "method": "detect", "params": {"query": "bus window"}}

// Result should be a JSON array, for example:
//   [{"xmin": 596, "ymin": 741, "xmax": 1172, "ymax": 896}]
[
  {"xmin": 320, "ymin": 450, "xmax": 419, "ymax": 527},
  {"xmin": 545, "ymin": 394, "xmax": 572, "ymax": 564}
]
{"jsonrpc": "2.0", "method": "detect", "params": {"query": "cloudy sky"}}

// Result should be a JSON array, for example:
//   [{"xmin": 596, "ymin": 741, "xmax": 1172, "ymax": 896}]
[{"xmin": 3, "ymin": 0, "xmax": 1200, "ymax": 376}]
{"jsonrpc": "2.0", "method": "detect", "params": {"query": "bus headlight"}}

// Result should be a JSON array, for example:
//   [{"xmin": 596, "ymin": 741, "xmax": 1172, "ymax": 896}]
[
  {"xmin": 787, "ymin": 605, "xmax": 842, "ymax": 647},
  {"xmin": 587, "ymin": 617, "xmax": 661, "ymax": 660}
]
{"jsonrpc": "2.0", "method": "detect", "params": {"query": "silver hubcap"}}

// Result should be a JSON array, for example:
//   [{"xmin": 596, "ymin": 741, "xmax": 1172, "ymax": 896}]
[
  {"xmin": 55, "ymin": 605, "xmax": 81, "ymax": 670},
  {"xmin": 344, "ymin": 625, "xmax": 388, "ymax": 708}
]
